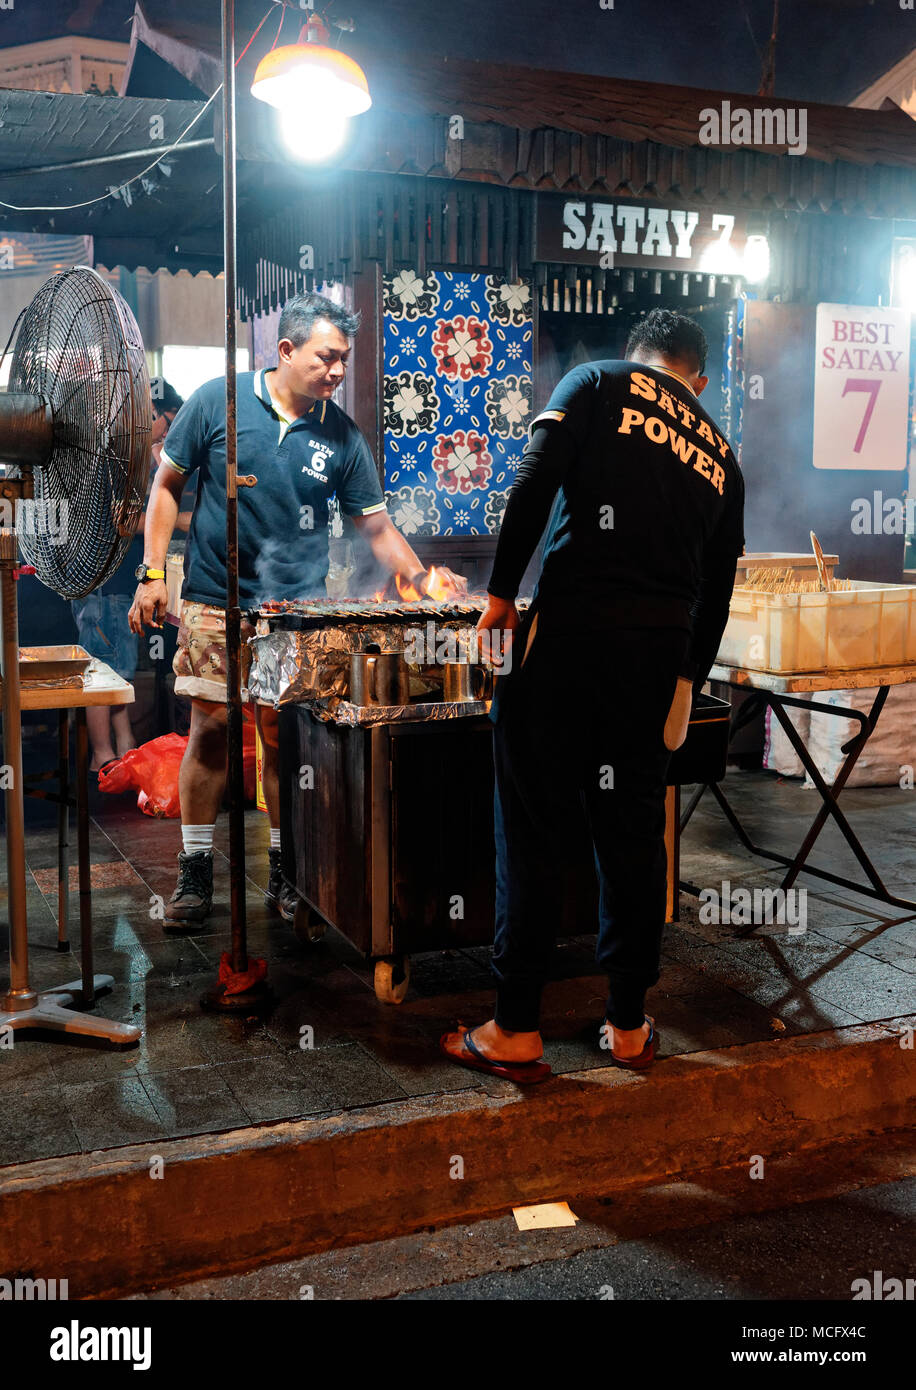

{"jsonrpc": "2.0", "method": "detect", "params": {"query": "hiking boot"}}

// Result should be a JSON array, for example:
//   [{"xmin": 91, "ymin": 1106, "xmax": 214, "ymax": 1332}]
[
  {"xmin": 266, "ymin": 847, "xmax": 297, "ymax": 922},
  {"xmin": 164, "ymin": 850, "xmax": 214, "ymax": 929}
]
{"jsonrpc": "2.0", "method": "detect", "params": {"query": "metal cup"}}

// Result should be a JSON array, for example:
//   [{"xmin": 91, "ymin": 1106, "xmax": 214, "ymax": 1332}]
[
  {"xmin": 443, "ymin": 661, "xmax": 493, "ymax": 703},
  {"xmin": 349, "ymin": 650, "xmax": 410, "ymax": 706}
]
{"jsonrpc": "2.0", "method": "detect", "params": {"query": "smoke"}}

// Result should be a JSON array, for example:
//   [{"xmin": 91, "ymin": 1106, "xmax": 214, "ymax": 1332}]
[{"xmin": 252, "ymin": 534, "xmax": 329, "ymax": 603}]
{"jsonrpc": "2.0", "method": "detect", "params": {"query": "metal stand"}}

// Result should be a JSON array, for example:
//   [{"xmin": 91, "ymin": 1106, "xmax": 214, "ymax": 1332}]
[
  {"xmin": 680, "ymin": 684, "xmax": 916, "ymax": 931},
  {"xmin": 0, "ymin": 539, "xmax": 140, "ymax": 1045},
  {"xmin": 201, "ymin": 0, "xmax": 269, "ymax": 1014},
  {"xmin": 57, "ymin": 707, "xmax": 70, "ymax": 950}
]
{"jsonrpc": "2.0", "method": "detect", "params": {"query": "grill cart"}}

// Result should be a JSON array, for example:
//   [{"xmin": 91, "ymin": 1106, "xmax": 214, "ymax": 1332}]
[{"xmin": 253, "ymin": 600, "xmax": 730, "ymax": 1002}]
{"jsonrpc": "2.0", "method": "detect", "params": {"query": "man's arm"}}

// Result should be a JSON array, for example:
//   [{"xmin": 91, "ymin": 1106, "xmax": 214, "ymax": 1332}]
[
  {"xmin": 686, "ymin": 480, "xmax": 745, "ymax": 689},
  {"xmin": 127, "ymin": 460, "xmax": 185, "ymax": 633},
  {"xmin": 487, "ymin": 423, "xmax": 574, "ymax": 600},
  {"xmin": 478, "ymin": 422, "xmax": 574, "ymax": 635},
  {"xmin": 351, "ymin": 510, "xmax": 466, "ymax": 596}
]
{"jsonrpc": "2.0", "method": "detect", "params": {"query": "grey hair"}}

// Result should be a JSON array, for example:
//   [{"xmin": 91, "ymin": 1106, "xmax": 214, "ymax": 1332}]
[{"xmin": 278, "ymin": 292, "xmax": 361, "ymax": 348}]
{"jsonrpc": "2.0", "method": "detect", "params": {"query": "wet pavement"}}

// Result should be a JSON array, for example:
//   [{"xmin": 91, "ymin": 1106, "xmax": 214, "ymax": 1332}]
[{"xmin": 1, "ymin": 766, "xmax": 913, "ymax": 1164}]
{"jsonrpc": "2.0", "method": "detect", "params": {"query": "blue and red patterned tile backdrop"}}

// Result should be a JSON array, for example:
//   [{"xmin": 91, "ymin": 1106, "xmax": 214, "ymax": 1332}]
[{"xmin": 383, "ymin": 270, "xmax": 533, "ymax": 537}]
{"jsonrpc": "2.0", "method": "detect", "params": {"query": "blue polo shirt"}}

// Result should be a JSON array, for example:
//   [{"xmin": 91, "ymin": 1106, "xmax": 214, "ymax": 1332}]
[{"xmin": 161, "ymin": 368, "xmax": 386, "ymax": 607}]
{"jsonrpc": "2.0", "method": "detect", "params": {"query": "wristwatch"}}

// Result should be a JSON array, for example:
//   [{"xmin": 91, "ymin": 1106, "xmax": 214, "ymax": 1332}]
[{"xmin": 135, "ymin": 563, "xmax": 165, "ymax": 582}]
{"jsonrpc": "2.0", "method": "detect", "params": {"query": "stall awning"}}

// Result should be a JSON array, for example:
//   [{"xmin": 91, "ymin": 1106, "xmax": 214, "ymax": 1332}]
[{"xmin": 0, "ymin": 88, "xmax": 224, "ymax": 274}]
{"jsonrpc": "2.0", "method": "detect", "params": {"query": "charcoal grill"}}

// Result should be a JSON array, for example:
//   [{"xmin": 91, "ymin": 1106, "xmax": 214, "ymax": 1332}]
[{"xmin": 255, "ymin": 596, "xmax": 523, "ymax": 630}]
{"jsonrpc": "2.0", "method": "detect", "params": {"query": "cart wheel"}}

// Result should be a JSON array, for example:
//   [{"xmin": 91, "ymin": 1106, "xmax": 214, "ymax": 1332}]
[
  {"xmin": 292, "ymin": 900, "xmax": 327, "ymax": 944},
  {"xmin": 374, "ymin": 955, "xmax": 410, "ymax": 1004}
]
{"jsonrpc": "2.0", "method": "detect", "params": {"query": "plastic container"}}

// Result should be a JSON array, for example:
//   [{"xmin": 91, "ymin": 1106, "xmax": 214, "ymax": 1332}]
[{"xmin": 719, "ymin": 581, "xmax": 916, "ymax": 673}]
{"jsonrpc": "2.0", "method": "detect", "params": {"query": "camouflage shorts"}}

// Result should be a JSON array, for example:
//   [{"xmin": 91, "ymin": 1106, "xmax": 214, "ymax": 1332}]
[{"xmin": 173, "ymin": 601, "xmax": 261, "ymax": 705}]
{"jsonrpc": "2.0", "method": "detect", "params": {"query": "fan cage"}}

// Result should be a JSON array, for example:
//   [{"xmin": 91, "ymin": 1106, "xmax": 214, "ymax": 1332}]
[{"xmin": 9, "ymin": 266, "xmax": 152, "ymax": 600}]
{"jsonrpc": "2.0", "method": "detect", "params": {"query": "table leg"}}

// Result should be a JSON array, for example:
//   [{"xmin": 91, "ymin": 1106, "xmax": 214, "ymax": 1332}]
[
  {"xmin": 680, "ymin": 682, "xmax": 915, "ymax": 923},
  {"xmin": 665, "ymin": 785, "xmax": 679, "ymax": 923},
  {"xmin": 57, "ymin": 708, "xmax": 70, "ymax": 953},
  {"xmin": 74, "ymin": 706, "xmax": 94, "ymax": 1007},
  {"xmin": 767, "ymin": 690, "xmax": 889, "ymax": 894}
]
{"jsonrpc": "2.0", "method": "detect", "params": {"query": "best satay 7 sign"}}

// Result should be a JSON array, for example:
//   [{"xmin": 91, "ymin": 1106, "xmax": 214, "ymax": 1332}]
[{"xmin": 813, "ymin": 304, "xmax": 911, "ymax": 471}]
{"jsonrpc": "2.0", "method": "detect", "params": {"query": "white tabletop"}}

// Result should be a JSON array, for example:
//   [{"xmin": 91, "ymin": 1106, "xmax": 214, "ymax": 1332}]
[{"xmin": 709, "ymin": 661, "xmax": 916, "ymax": 694}]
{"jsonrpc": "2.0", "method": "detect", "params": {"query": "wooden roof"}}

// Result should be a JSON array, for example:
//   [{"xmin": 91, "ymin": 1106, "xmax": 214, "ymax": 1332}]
[
  {"xmin": 366, "ymin": 55, "xmax": 916, "ymax": 171},
  {"xmin": 125, "ymin": 2, "xmax": 916, "ymax": 173}
]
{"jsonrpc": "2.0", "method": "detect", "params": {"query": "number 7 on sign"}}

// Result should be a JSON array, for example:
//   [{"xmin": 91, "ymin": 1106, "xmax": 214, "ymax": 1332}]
[{"xmin": 841, "ymin": 378, "xmax": 881, "ymax": 454}]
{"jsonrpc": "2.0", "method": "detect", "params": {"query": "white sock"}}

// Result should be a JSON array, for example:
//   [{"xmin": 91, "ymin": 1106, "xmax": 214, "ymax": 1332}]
[
  {"xmin": 269, "ymin": 827, "xmax": 281, "ymax": 850},
  {"xmin": 182, "ymin": 824, "xmax": 215, "ymax": 856}
]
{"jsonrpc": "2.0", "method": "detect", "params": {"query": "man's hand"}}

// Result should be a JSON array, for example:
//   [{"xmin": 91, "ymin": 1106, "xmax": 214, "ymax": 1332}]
[
  {"xmin": 477, "ymin": 594, "xmax": 520, "ymax": 668},
  {"xmin": 424, "ymin": 565, "xmax": 468, "ymax": 600},
  {"xmin": 128, "ymin": 579, "xmax": 168, "ymax": 634},
  {"xmin": 477, "ymin": 594, "xmax": 520, "ymax": 634}
]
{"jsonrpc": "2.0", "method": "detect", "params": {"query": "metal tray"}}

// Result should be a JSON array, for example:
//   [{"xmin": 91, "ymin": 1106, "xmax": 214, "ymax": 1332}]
[{"xmin": 19, "ymin": 645, "xmax": 93, "ymax": 682}]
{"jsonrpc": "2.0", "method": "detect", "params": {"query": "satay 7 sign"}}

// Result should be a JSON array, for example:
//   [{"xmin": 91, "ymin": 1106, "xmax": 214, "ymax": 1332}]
[{"xmin": 813, "ymin": 304, "xmax": 911, "ymax": 471}]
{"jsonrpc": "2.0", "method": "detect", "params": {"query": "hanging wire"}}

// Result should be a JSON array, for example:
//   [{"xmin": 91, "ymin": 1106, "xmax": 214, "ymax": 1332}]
[
  {"xmin": 738, "ymin": 0, "xmax": 763, "ymax": 63},
  {"xmin": 0, "ymin": 5, "xmax": 276, "ymax": 216},
  {"xmin": 237, "ymin": 3, "xmax": 277, "ymax": 64},
  {"xmin": 268, "ymin": 2, "xmax": 287, "ymax": 51},
  {"xmin": 0, "ymin": 306, "xmax": 27, "ymax": 371}
]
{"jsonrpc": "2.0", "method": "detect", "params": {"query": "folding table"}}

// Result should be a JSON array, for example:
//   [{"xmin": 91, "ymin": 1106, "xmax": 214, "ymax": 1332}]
[{"xmin": 680, "ymin": 661, "xmax": 916, "ymax": 930}]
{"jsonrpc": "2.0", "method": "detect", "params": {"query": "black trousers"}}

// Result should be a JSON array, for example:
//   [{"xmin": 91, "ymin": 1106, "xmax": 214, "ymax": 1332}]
[{"xmin": 491, "ymin": 616, "xmax": 689, "ymax": 1032}]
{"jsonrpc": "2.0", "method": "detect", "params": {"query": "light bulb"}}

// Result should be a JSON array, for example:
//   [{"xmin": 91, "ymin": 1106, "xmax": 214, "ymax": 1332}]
[
  {"xmin": 742, "ymin": 234, "xmax": 771, "ymax": 285},
  {"xmin": 699, "ymin": 238, "xmax": 742, "ymax": 277},
  {"xmin": 279, "ymin": 105, "xmax": 349, "ymax": 162},
  {"xmin": 893, "ymin": 244, "xmax": 916, "ymax": 312}
]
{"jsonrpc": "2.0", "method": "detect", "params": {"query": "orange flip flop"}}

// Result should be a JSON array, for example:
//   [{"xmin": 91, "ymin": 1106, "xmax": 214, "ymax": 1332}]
[
  {"xmin": 602, "ymin": 1015, "xmax": 658, "ymax": 1070},
  {"xmin": 440, "ymin": 1029, "xmax": 552, "ymax": 1085}
]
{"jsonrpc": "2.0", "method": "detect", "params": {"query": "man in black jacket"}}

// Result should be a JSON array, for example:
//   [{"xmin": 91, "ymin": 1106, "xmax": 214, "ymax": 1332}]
[{"xmin": 442, "ymin": 309, "xmax": 745, "ymax": 1082}]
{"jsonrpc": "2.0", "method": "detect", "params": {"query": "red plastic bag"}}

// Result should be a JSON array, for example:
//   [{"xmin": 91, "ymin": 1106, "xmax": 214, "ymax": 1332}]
[
  {"xmin": 98, "ymin": 733, "xmax": 187, "ymax": 818},
  {"xmin": 98, "ymin": 721, "xmax": 258, "ymax": 817},
  {"xmin": 241, "ymin": 710, "xmax": 257, "ymax": 802}
]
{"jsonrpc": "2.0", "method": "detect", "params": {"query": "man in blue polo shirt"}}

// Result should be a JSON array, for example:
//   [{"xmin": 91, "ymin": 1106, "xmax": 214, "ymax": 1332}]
[{"xmin": 129, "ymin": 292, "xmax": 464, "ymax": 928}]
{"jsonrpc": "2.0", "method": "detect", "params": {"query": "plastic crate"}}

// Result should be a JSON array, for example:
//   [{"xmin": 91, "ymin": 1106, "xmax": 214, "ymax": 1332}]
[{"xmin": 719, "ymin": 581, "xmax": 916, "ymax": 673}]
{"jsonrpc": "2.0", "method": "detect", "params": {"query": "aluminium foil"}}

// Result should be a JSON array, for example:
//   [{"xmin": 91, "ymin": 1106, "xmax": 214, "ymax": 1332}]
[{"xmin": 247, "ymin": 621, "xmax": 487, "ymax": 713}]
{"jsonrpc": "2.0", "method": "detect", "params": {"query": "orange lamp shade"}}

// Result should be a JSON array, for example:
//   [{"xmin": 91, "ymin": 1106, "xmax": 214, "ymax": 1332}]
[{"xmin": 251, "ymin": 43, "xmax": 371, "ymax": 118}]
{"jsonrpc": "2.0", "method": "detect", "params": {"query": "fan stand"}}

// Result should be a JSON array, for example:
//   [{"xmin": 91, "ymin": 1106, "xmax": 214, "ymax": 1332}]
[{"xmin": 0, "ymin": 527, "xmax": 141, "ymax": 1046}]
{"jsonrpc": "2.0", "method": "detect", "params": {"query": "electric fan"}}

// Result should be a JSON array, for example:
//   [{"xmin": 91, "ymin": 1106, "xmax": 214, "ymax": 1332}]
[{"xmin": 0, "ymin": 266, "xmax": 151, "ymax": 1044}]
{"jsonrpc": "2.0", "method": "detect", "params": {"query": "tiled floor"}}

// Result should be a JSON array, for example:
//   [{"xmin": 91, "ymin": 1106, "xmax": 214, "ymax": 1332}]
[{"xmin": 0, "ymin": 766, "xmax": 913, "ymax": 1164}]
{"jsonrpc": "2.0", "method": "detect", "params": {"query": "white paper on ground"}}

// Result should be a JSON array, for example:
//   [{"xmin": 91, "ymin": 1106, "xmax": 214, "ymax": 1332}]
[{"xmin": 512, "ymin": 1201, "xmax": 579, "ymax": 1231}]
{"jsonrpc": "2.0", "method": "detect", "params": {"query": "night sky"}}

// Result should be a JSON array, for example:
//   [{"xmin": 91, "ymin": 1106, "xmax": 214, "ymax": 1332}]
[{"xmin": 0, "ymin": 0, "xmax": 912, "ymax": 105}]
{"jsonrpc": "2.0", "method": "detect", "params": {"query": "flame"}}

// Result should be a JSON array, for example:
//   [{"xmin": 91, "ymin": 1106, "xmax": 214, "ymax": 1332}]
[
  {"xmin": 394, "ymin": 571, "xmax": 423, "ymax": 602},
  {"xmin": 393, "ymin": 566, "xmax": 454, "ymax": 603},
  {"xmin": 426, "ymin": 566, "xmax": 455, "ymax": 602}
]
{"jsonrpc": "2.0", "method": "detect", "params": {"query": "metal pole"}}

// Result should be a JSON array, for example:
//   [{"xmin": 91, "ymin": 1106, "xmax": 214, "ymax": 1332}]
[
  {"xmin": 0, "ymin": 550, "xmax": 35, "ymax": 1011},
  {"xmin": 57, "ymin": 709, "xmax": 70, "ymax": 951},
  {"xmin": 222, "ymin": 0, "xmax": 248, "ymax": 976},
  {"xmin": 74, "ymin": 707, "xmax": 94, "ymax": 1005}
]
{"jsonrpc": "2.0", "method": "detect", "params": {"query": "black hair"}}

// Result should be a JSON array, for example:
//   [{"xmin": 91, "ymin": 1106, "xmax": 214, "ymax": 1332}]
[
  {"xmin": 278, "ymin": 291, "xmax": 361, "ymax": 348},
  {"xmin": 150, "ymin": 378, "xmax": 184, "ymax": 415},
  {"xmin": 625, "ymin": 308, "xmax": 708, "ymax": 375}
]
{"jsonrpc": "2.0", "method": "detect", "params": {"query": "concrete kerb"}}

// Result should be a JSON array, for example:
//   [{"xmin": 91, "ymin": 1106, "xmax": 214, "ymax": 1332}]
[{"xmin": 0, "ymin": 1016, "xmax": 912, "ymax": 1298}]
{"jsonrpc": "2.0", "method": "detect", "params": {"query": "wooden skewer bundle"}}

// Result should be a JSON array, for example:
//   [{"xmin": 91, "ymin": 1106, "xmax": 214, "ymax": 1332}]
[{"xmin": 738, "ymin": 566, "xmax": 853, "ymax": 594}]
